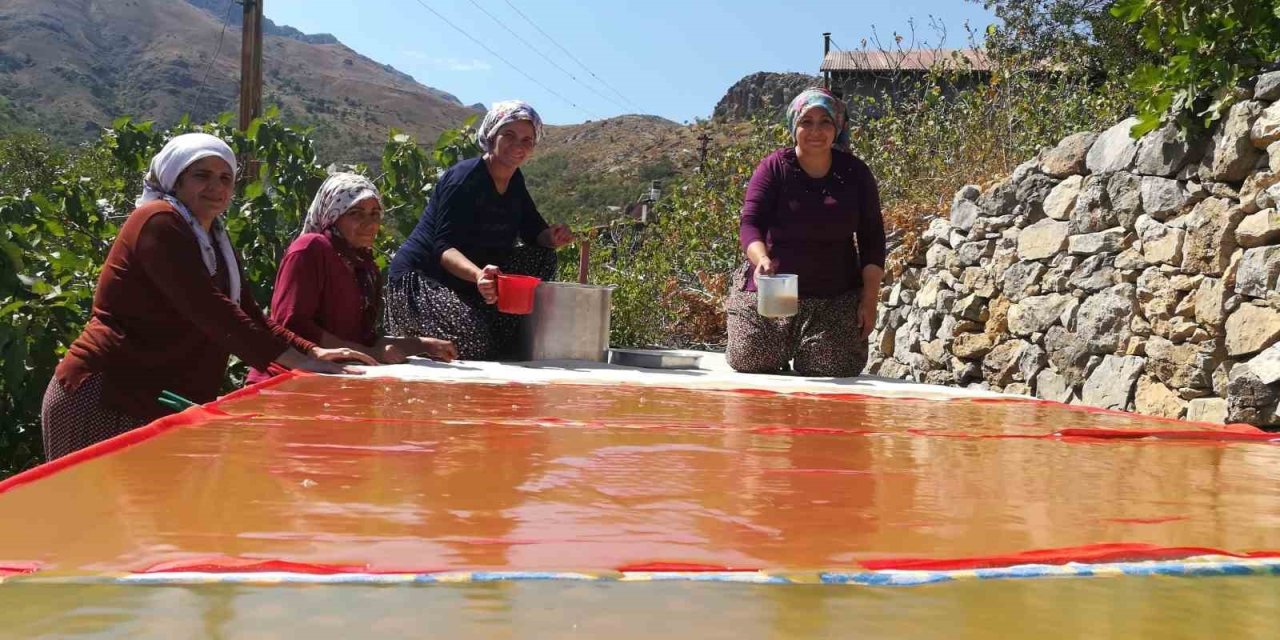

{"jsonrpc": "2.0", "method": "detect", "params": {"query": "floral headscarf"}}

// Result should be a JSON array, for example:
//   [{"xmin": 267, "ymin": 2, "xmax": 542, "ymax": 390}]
[
  {"xmin": 476, "ymin": 100, "xmax": 543, "ymax": 153},
  {"xmin": 301, "ymin": 172, "xmax": 380, "ymax": 236},
  {"xmin": 137, "ymin": 132, "xmax": 241, "ymax": 301},
  {"xmin": 301, "ymin": 173, "xmax": 383, "ymax": 343},
  {"xmin": 785, "ymin": 87, "xmax": 850, "ymax": 148}
]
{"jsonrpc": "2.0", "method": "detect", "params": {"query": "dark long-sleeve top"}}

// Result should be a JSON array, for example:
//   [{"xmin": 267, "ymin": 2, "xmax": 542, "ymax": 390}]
[
  {"xmin": 55, "ymin": 200, "xmax": 317, "ymax": 422},
  {"xmin": 389, "ymin": 157, "xmax": 549, "ymax": 292},
  {"xmin": 739, "ymin": 147, "xmax": 886, "ymax": 298}
]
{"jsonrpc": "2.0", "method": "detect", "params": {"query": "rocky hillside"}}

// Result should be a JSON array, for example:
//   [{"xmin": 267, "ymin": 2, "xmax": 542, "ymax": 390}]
[
  {"xmin": 524, "ymin": 115, "xmax": 717, "ymax": 226},
  {"xmin": 869, "ymin": 71, "xmax": 1280, "ymax": 427},
  {"xmin": 0, "ymin": 0, "xmax": 479, "ymax": 162},
  {"xmin": 713, "ymin": 72, "xmax": 821, "ymax": 121}
]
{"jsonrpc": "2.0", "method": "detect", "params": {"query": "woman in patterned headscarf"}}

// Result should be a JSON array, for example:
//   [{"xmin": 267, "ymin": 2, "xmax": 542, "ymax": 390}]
[
  {"xmin": 724, "ymin": 87, "xmax": 886, "ymax": 378},
  {"xmin": 248, "ymin": 173, "xmax": 457, "ymax": 383},
  {"xmin": 385, "ymin": 100, "xmax": 574, "ymax": 360},
  {"xmin": 42, "ymin": 134, "xmax": 377, "ymax": 461}
]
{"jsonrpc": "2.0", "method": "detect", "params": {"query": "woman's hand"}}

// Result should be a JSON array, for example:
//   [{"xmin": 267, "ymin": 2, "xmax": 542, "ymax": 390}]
[
  {"xmin": 379, "ymin": 337, "xmax": 459, "ymax": 364},
  {"xmin": 476, "ymin": 265, "xmax": 501, "ymax": 304},
  {"xmin": 419, "ymin": 337, "xmax": 458, "ymax": 362},
  {"xmin": 275, "ymin": 347, "xmax": 370, "ymax": 375},
  {"xmin": 312, "ymin": 347, "xmax": 379, "ymax": 366},
  {"xmin": 753, "ymin": 255, "xmax": 776, "ymax": 279},
  {"xmin": 857, "ymin": 292, "xmax": 878, "ymax": 340},
  {"xmin": 539, "ymin": 224, "xmax": 575, "ymax": 249}
]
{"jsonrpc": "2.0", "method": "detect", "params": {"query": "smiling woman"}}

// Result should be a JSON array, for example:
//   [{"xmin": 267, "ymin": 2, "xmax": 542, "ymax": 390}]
[
  {"xmin": 385, "ymin": 100, "xmax": 575, "ymax": 360},
  {"xmin": 246, "ymin": 173, "xmax": 458, "ymax": 384},
  {"xmin": 39, "ymin": 134, "xmax": 378, "ymax": 461},
  {"xmin": 725, "ymin": 87, "xmax": 887, "ymax": 378}
]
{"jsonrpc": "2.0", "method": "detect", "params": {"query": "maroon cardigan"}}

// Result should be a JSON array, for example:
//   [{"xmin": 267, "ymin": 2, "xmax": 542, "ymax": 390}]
[{"xmin": 55, "ymin": 201, "xmax": 317, "ymax": 421}]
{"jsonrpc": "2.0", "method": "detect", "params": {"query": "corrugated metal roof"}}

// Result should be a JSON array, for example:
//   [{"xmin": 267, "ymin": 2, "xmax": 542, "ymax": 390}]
[{"xmin": 820, "ymin": 48, "xmax": 992, "ymax": 73}]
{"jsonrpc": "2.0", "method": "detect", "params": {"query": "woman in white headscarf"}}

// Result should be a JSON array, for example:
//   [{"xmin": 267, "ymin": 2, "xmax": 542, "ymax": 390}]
[
  {"xmin": 247, "ymin": 173, "xmax": 457, "ymax": 384},
  {"xmin": 42, "ymin": 133, "xmax": 377, "ymax": 461},
  {"xmin": 385, "ymin": 100, "xmax": 575, "ymax": 360}
]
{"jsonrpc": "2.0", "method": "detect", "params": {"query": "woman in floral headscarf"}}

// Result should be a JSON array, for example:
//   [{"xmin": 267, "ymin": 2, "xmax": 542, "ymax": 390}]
[
  {"xmin": 385, "ymin": 100, "xmax": 574, "ymax": 360},
  {"xmin": 42, "ymin": 134, "xmax": 376, "ymax": 461},
  {"xmin": 247, "ymin": 173, "xmax": 457, "ymax": 383},
  {"xmin": 724, "ymin": 87, "xmax": 886, "ymax": 377}
]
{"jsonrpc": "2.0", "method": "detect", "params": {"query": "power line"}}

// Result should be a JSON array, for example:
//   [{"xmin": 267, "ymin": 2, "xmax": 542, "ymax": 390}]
[
  {"xmin": 498, "ymin": 0, "xmax": 643, "ymax": 114},
  {"xmin": 192, "ymin": 0, "xmax": 237, "ymax": 116},
  {"xmin": 407, "ymin": 0, "xmax": 597, "ymax": 119},
  {"xmin": 464, "ymin": 0, "xmax": 631, "ymax": 114}
]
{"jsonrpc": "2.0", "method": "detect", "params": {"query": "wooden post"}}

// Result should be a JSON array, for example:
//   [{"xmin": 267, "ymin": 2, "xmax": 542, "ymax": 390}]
[
  {"xmin": 577, "ymin": 237, "xmax": 590, "ymax": 285},
  {"xmin": 238, "ymin": 0, "xmax": 264, "ymax": 181},
  {"xmin": 238, "ymin": 0, "xmax": 264, "ymax": 130}
]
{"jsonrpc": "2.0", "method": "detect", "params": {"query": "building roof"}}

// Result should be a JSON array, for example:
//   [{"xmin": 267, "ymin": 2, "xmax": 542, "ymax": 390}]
[{"xmin": 820, "ymin": 48, "xmax": 992, "ymax": 73}]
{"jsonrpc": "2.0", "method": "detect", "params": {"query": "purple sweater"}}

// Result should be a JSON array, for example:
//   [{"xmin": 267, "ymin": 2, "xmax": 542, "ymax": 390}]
[{"xmin": 739, "ymin": 147, "xmax": 886, "ymax": 298}]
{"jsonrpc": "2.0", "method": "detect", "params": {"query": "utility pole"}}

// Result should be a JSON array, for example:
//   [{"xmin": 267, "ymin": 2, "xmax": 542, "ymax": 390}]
[{"xmin": 239, "ymin": 0, "xmax": 264, "ymax": 131}]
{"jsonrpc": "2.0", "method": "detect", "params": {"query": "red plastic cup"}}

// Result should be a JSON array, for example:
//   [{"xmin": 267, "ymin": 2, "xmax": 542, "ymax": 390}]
[{"xmin": 496, "ymin": 274, "xmax": 541, "ymax": 314}]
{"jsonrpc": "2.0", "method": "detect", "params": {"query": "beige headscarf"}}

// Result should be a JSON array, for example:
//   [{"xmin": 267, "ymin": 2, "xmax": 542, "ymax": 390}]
[{"xmin": 138, "ymin": 133, "xmax": 241, "ymax": 301}]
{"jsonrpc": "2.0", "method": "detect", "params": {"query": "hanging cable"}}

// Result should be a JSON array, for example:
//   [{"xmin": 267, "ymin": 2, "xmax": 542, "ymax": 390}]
[
  {"xmin": 465, "ymin": 0, "xmax": 631, "ymax": 114},
  {"xmin": 192, "ymin": 0, "xmax": 237, "ymax": 116},
  {"xmin": 408, "ymin": 0, "xmax": 597, "ymax": 119},
  {"xmin": 498, "ymin": 0, "xmax": 643, "ymax": 114}
]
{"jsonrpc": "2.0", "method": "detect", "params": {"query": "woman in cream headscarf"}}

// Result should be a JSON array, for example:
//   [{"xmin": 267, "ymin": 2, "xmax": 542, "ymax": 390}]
[
  {"xmin": 248, "ymin": 172, "xmax": 457, "ymax": 383},
  {"xmin": 385, "ymin": 100, "xmax": 574, "ymax": 360},
  {"xmin": 42, "ymin": 133, "xmax": 376, "ymax": 461}
]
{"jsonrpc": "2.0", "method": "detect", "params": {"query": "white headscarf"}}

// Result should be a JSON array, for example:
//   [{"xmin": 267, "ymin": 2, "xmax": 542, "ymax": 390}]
[
  {"xmin": 137, "ymin": 133, "xmax": 241, "ymax": 301},
  {"xmin": 301, "ymin": 173, "xmax": 380, "ymax": 236},
  {"xmin": 476, "ymin": 100, "xmax": 543, "ymax": 153}
]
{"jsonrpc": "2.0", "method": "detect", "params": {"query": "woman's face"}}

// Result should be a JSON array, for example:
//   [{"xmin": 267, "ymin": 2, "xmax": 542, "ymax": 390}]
[
  {"xmin": 332, "ymin": 197, "xmax": 383, "ymax": 249},
  {"xmin": 488, "ymin": 120, "xmax": 537, "ymax": 169},
  {"xmin": 794, "ymin": 107, "xmax": 838, "ymax": 154},
  {"xmin": 173, "ymin": 156, "xmax": 234, "ymax": 222}
]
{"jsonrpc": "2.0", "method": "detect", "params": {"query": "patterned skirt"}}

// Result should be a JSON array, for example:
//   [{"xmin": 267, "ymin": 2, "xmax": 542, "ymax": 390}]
[
  {"xmin": 723, "ymin": 266, "xmax": 869, "ymax": 377},
  {"xmin": 41, "ymin": 373, "xmax": 147, "ymax": 461},
  {"xmin": 384, "ymin": 245, "xmax": 557, "ymax": 360}
]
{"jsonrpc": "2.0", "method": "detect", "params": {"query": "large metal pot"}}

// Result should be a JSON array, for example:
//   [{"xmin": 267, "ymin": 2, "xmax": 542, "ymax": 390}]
[{"xmin": 517, "ymin": 282, "xmax": 613, "ymax": 362}]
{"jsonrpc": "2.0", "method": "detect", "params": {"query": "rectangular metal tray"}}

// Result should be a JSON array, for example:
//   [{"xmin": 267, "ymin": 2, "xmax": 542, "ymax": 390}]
[{"xmin": 608, "ymin": 348, "xmax": 703, "ymax": 370}]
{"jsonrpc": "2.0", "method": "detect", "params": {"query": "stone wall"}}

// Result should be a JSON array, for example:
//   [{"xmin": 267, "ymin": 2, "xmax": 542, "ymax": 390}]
[{"xmin": 867, "ymin": 71, "xmax": 1280, "ymax": 427}]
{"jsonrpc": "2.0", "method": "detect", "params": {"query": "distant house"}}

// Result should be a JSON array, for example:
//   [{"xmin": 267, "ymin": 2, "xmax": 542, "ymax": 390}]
[{"xmin": 819, "ymin": 36, "xmax": 992, "ymax": 111}]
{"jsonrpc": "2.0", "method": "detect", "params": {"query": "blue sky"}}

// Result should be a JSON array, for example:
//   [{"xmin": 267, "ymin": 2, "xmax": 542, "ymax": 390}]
[{"xmin": 265, "ymin": 0, "xmax": 996, "ymax": 125}]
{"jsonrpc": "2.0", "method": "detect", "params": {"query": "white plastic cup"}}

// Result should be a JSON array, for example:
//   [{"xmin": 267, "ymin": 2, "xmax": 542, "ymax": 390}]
[{"xmin": 756, "ymin": 274, "xmax": 799, "ymax": 318}]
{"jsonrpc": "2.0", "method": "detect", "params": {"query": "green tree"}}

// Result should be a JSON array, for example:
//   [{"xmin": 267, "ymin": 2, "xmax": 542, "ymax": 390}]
[
  {"xmin": 0, "ymin": 112, "xmax": 480, "ymax": 478},
  {"xmin": 1110, "ymin": 0, "xmax": 1280, "ymax": 135}
]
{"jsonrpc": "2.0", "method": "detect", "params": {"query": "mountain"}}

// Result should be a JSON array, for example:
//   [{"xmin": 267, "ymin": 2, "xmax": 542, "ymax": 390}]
[
  {"xmin": 520, "ymin": 115, "xmax": 696, "ymax": 225},
  {"xmin": 713, "ymin": 72, "xmax": 821, "ymax": 121},
  {"xmin": 184, "ymin": 0, "xmax": 341, "ymax": 46},
  {"xmin": 0, "ymin": 0, "xmax": 778, "ymax": 224},
  {"xmin": 0, "ymin": 0, "xmax": 479, "ymax": 161}
]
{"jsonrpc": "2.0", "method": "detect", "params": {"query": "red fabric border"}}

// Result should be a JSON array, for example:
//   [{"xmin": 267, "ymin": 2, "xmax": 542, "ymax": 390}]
[
  {"xmin": 1055, "ymin": 428, "xmax": 1280, "ymax": 443},
  {"xmin": 0, "ymin": 371, "xmax": 304, "ymax": 497},
  {"xmin": 859, "ymin": 543, "xmax": 1280, "ymax": 571}
]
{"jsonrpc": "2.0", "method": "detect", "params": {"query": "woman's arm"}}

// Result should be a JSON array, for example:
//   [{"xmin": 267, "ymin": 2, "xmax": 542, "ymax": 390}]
[
  {"xmin": 265, "ymin": 242, "xmax": 327, "ymax": 345},
  {"xmin": 135, "ymin": 212, "xmax": 305, "ymax": 370},
  {"xmin": 740, "ymin": 154, "xmax": 781, "ymax": 277},
  {"xmin": 858, "ymin": 264, "xmax": 884, "ymax": 339},
  {"xmin": 440, "ymin": 248, "xmax": 499, "ymax": 303},
  {"xmin": 372, "ymin": 336, "xmax": 459, "ymax": 364},
  {"xmin": 855, "ymin": 163, "xmax": 887, "ymax": 340}
]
